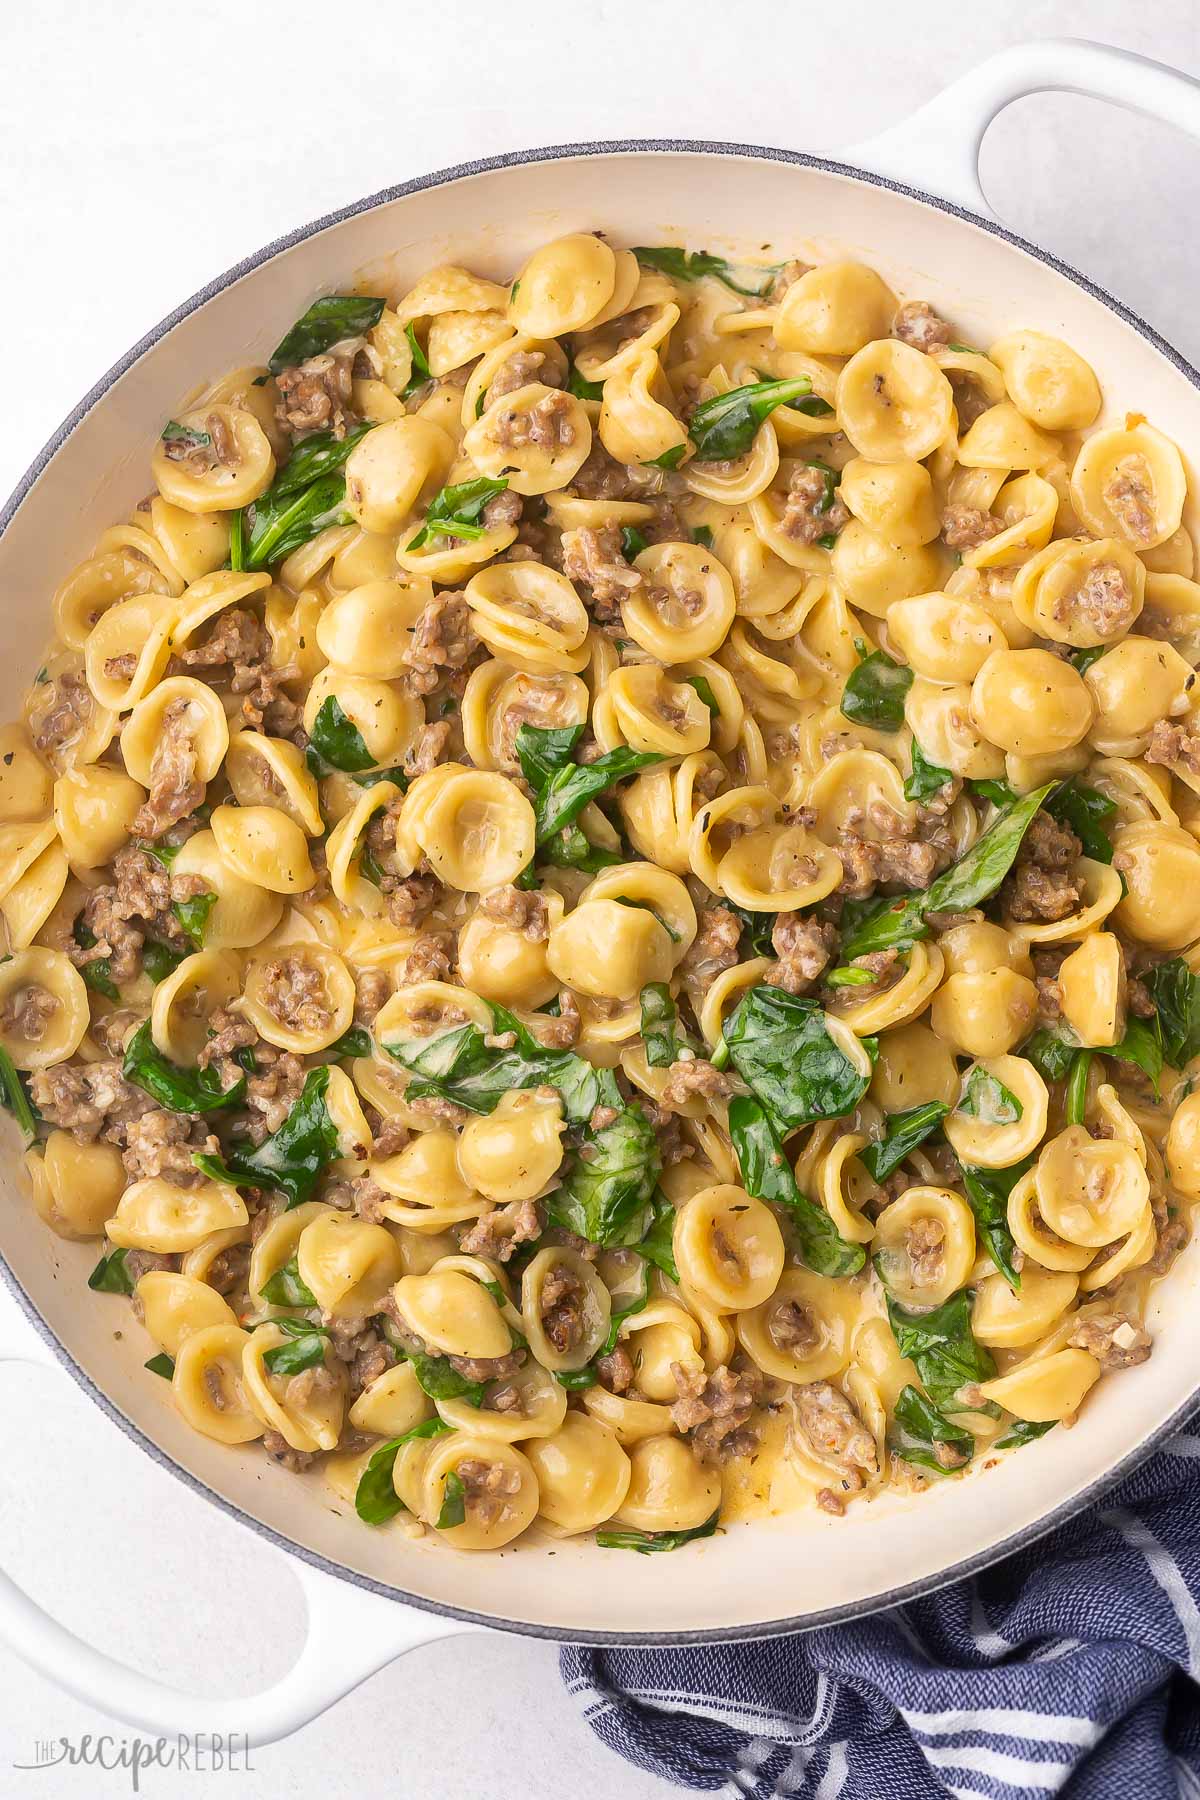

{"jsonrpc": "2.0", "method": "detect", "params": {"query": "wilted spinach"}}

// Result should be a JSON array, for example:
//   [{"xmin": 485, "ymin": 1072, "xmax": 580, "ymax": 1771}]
[
  {"xmin": 596, "ymin": 1510, "xmax": 720, "ymax": 1552},
  {"xmin": 961, "ymin": 1159, "xmax": 1030, "ymax": 1291},
  {"xmin": 123, "ymin": 1020, "xmax": 245, "ymax": 1114},
  {"xmin": 549, "ymin": 1103, "xmax": 662, "ymax": 1249},
  {"xmin": 406, "ymin": 477, "xmax": 510, "ymax": 550},
  {"xmin": 194, "ymin": 1065, "xmax": 340, "ymax": 1207},
  {"xmin": 840, "ymin": 650, "xmax": 913, "ymax": 732},
  {"xmin": 956, "ymin": 1066, "xmax": 1023, "ymax": 1125},
  {"xmin": 354, "ymin": 1418, "xmax": 453, "ymax": 1525},
  {"xmin": 729, "ymin": 1094, "xmax": 865, "ymax": 1277},
  {"xmin": 632, "ymin": 245, "xmax": 783, "ymax": 297},
  {"xmin": 904, "ymin": 740, "xmax": 955, "ymax": 803},
  {"xmin": 723, "ymin": 985, "xmax": 871, "ymax": 1132},
  {"xmin": 858, "ymin": 1101, "xmax": 950, "ymax": 1183},
  {"xmin": 890, "ymin": 1385, "xmax": 974, "ymax": 1475},
  {"xmin": 687, "ymin": 377, "xmax": 814, "ymax": 462},
  {"xmin": 1142, "ymin": 958, "xmax": 1200, "ymax": 1069},
  {"xmin": 267, "ymin": 295, "xmax": 386, "ymax": 373},
  {"xmin": 884, "ymin": 1290, "xmax": 996, "ymax": 1411}
]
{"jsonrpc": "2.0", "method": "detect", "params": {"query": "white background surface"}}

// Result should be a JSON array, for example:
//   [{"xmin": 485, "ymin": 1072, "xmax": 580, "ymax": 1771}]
[{"xmin": 1, "ymin": 3, "xmax": 1199, "ymax": 1795}]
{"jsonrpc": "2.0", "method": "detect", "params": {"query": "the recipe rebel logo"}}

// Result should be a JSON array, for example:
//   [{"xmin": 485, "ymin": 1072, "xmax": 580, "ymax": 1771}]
[{"xmin": 13, "ymin": 1732, "xmax": 255, "ymax": 1790}]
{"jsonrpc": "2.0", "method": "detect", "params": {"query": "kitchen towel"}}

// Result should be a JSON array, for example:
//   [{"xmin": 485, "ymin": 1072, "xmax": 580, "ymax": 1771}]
[{"xmin": 561, "ymin": 1414, "xmax": 1200, "ymax": 1797}]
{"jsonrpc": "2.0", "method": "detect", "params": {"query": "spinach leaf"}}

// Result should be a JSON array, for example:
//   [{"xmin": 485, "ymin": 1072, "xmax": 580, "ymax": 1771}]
[
  {"xmin": 162, "ymin": 419, "xmax": 210, "ymax": 453},
  {"xmin": 840, "ymin": 651, "xmax": 913, "ymax": 732},
  {"xmin": 724, "ymin": 985, "xmax": 871, "ymax": 1133},
  {"xmin": 1045, "ymin": 779, "xmax": 1116, "ymax": 864},
  {"xmin": 357, "ymin": 764, "xmax": 409, "ymax": 792},
  {"xmin": 567, "ymin": 363, "xmax": 604, "ymax": 402},
  {"xmin": 268, "ymin": 295, "xmax": 386, "ymax": 373},
  {"xmin": 263, "ymin": 1325, "xmax": 329, "ymax": 1377},
  {"xmin": 688, "ymin": 378, "xmax": 813, "ymax": 463},
  {"xmin": 1142, "ymin": 958, "xmax": 1200, "ymax": 1069},
  {"xmin": 729, "ymin": 1093, "xmax": 865, "ymax": 1277},
  {"xmin": 88, "ymin": 1248, "xmax": 133, "ymax": 1294},
  {"xmin": 692, "ymin": 525, "xmax": 714, "ymax": 548},
  {"xmin": 858, "ymin": 1101, "xmax": 950, "ymax": 1183},
  {"xmin": 1021, "ymin": 1026, "xmax": 1079, "ymax": 1082},
  {"xmin": 620, "ymin": 525, "xmax": 648, "ymax": 559},
  {"xmin": 884, "ymin": 1290, "xmax": 996, "ymax": 1411},
  {"xmin": 195, "ymin": 1065, "xmax": 340, "ymax": 1207},
  {"xmin": 0, "ymin": 1047, "xmax": 39, "ymax": 1147},
  {"xmin": 799, "ymin": 458, "xmax": 841, "ymax": 525},
  {"xmin": 841, "ymin": 784, "xmax": 1057, "ymax": 961},
  {"xmin": 529, "ymin": 743, "xmax": 664, "ymax": 844},
  {"xmin": 1071, "ymin": 645, "xmax": 1107, "ymax": 677},
  {"xmin": 890, "ymin": 1385, "xmax": 974, "ymax": 1475},
  {"xmin": 258, "ymin": 1255, "xmax": 317, "ymax": 1308},
  {"xmin": 139, "ymin": 840, "xmax": 180, "ymax": 869},
  {"xmin": 789, "ymin": 394, "xmax": 836, "ymax": 419},
  {"xmin": 635, "ymin": 1191, "xmax": 680, "ymax": 1284},
  {"xmin": 515, "ymin": 722, "xmax": 585, "ymax": 790},
  {"xmin": 924, "ymin": 783, "xmax": 1057, "ymax": 915},
  {"xmin": 539, "ymin": 824, "xmax": 623, "ymax": 875},
  {"xmin": 640, "ymin": 983, "xmax": 681, "ymax": 1068},
  {"xmin": 123, "ymin": 1019, "xmax": 245, "ymax": 1114},
  {"xmin": 550, "ymin": 1103, "xmax": 662, "ymax": 1248},
  {"xmin": 239, "ymin": 472, "xmax": 354, "ymax": 571},
  {"xmin": 306, "ymin": 694, "xmax": 376, "ymax": 774},
  {"xmin": 360, "ymin": 841, "xmax": 389, "ymax": 891},
  {"xmin": 142, "ymin": 939, "xmax": 187, "ymax": 985},
  {"xmin": 685, "ymin": 674, "xmax": 719, "ymax": 716},
  {"xmin": 824, "ymin": 963, "xmax": 876, "ymax": 990},
  {"xmin": 725, "ymin": 903, "xmax": 777, "ymax": 958},
  {"xmin": 145, "ymin": 1352, "xmax": 175, "ymax": 1379},
  {"xmin": 961, "ymin": 1160, "xmax": 1030, "ymax": 1291},
  {"xmin": 645, "ymin": 445, "xmax": 687, "ymax": 471},
  {"xmin": 73, "ymin": 917, "xmax": 119, "ymax": 999},
  {"xmin": 632, "ymin": 245, "xmax": 783, "ymax": 297},
  {"xmin": 956, "ymin": 1066, "xmax": 1023, "ymax": 1125},
  {"xmin": 596, "ymin": 1510, "xmax": 720, "ymax": 1553},
  {"xmin": 905, "ymin": 740, "xmax": 955, "ymax": 803},
  {"xmin": 970, "ymin": 777, "xmax": 1019, "ymax": 808},
  {"xmin": 1103, "ymin": 1015, "xmax": 1163, "ymax": 1095},
  {"xmin": 272, "ymin": 420, "xmax": 376, "ymax": 499},
  {"xmin": 403, "ymin": 322, "xmax": 432, "ymax": 399},
  {"xmin": 408, "ymin": 1351, "xmax": 486, "ymax": 1407},
  {"xmin": 173, "ymin": 891, "xmax": 217, "ymax": 950},
  {"xmin": 996, "ymin": 1418, "xmax": 1057, "ymax": 1449},
  {"xmin": 435, "ymin": 1469, "xmax": 468, "ymax": 1530},
  {"xmin": 387, "ymin": 1003, "xmax": 622, "ymax": 1129},
  {"xmin": 79, "ymin": 956, "xmax": 119, "ymax": 1001},
  {"xmin": 355, "ymin": 1418, "xmax": 452, "ymax": 1525},
  {"xmin": 838, "ymin": 893, "xmax": 928, "ymax": 962},
  {"xmin": 1065, "ymin": 1049, "xmax": 1092, "ymax": 1126},
  {"xmin": 406, "ymin": 477, "xmax": 509, "ymax": 550},
  {"xmin": 327, "ymin": 1025, "xmax": 373, "ymax": 1062}
]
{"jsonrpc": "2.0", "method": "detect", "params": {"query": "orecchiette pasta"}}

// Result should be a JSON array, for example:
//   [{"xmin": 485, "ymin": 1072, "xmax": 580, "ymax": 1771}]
[{"xmin": 21, "ymin": 235, "xmax": 1200, "ymax": 1560}]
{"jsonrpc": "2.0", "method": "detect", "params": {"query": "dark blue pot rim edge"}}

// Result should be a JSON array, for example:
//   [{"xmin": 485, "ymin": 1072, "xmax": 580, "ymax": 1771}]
[{"xmin": 1, "ymin": 136, "xmax": 1197, "ymax": 1649}]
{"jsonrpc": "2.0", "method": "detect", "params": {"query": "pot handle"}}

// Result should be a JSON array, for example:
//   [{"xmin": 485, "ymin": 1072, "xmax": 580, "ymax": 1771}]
[
  {"xmin": 846, "ymin": 37, "xmax": 1200, "ymax": 218},
  {"xmin": 0, "ymin": 1319, "xmax": 484, "ymax": 1745}
]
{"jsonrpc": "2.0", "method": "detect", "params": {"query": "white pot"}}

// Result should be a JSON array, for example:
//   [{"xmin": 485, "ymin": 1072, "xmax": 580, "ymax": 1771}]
[{"xmin": 2, "ymin": 34, "xmax": 1200, "ymax": 1745}]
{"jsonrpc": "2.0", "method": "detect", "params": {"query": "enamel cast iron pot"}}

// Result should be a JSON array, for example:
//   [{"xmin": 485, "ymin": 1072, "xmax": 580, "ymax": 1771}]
[{"xmin": 2, "ymin": 35, "xmax": 1200, "ymax": 1746}]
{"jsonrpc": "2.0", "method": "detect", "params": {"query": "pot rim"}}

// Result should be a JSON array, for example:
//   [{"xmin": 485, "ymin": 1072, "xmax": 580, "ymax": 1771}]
[{"xmin": 2, "ymin": 135, "xmax": 1197, "ymax": 1643}]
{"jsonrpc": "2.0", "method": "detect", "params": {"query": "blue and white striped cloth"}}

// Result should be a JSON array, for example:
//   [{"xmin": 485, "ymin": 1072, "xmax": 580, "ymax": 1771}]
[{"xmin": 561, "ymin": 1415, "xmax": 1200, "ymax": 1797}]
